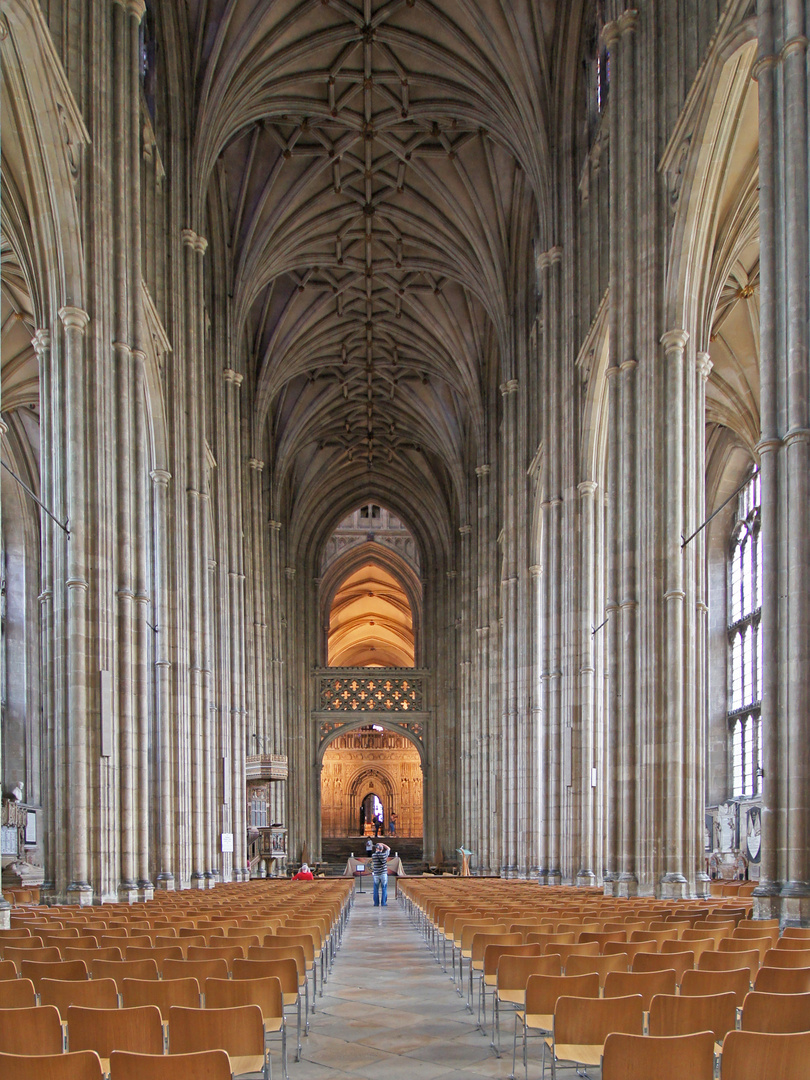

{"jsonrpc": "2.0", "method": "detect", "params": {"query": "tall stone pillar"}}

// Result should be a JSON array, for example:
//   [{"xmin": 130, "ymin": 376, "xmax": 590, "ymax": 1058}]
[
  {"xmin": 754, "ymin": 0, "xmax": 810, "ymax": 924},
  {"xmin": 0, "ymin": 415, "xmax": 7, "ymax": 925},
  {"xmin": 268, "ymin": 519, "xmax": 285, "ymax": 826},
  {"xmin": 499, "ymin": 379, "xmax": 519, "ymax": 876},
  {"xmin": 693, "ymin": 352, "xmax": 712, "ymax": 897},
  {"xmin": 475, "ymin": 464, "xmax": 493, "ymax": 874},
  {"xmin": 248, "ymin": 460, "xmax": 267, "ymax": 754},
  {"xmin": 577, "ymin": 481, "xmax": 597, "ymax": 885},
  {"xmin": 223, "ymin": 369, "xmax": 247, "ymax": 880},
  {"xmin": 528, "ymin": 563, "xmax": 542, "ymax": 879},
  {"xmin": 660, "ymin": 329, "xmax": 689, "ymax": 896},
  {"xmin": 151, "ymin": 469, "xmax": 174, "ymax": 888},
  {"xmin": 458, "ymin": 523, "xmax": 473, "ymax": 850},
  {"xmin": 60, "ymin": 305, "xmax": 93, "ymax": 904}
]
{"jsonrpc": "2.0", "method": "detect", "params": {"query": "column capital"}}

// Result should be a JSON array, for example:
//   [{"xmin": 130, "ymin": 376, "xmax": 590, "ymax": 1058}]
[
  {"xmin": 475, "ymin": 464, "xmax": 491, "ymax": 477},
  {"xmin": 782, "ymin": 35, "xmax": 809, "ymax": 61},
  {"xmin": 500, "ymin": 378, "xmax": 519, "ymax": 396},
  {"xmin": 578, "ymin": 480, "xmax": 598, "ymax": 496},
  {"xmin": 618, "ymin": 8, "xmax": 639, "ymax": 35},
  {"xmin": 529, "ymin": 564, "xmax": 541, "ymax": 579},
  {"xmin": 536, "ymin": 245, "xmax": 563, "ymax": 270},
  {"xmin": 602, "ymin": 19, "xmax": 621, "ymax": 48},
  {"xmin": 58, "ymin": 306, "xmax": 90, "ymax": 333},
  {"xmin": 248, "ymin": 458, "xmax": 265, "ymax": 472},
  {"xmin": 222, "ymin": 368, "xmax": 244, "ymax": 387},
  {"xmin": 752, "ymin": 55, "xmax": 778, "ymax": 80},
  {"xmin": 181, "ymin": 228, "xmax": 197, "ymax": 248},
  {"xmin": 127, "ymin": 0, "xmax": 146, "ymax": 20},
  {"xmin": 269, "ymin": 520, "xmax": 282, "ymax": 531},
  {"xmin": 32, "ymin": 329, "xmax": 50, "ymax": 354},
  {"xmin": 660, "ymin": 328, "xmax": 689, "ymax": 353},
  {"xmin": 695, "ymin": 351, "xmax": 713, "ymax": 380},
  {"xmin": 446, "ymin": 570, "xmax": 457, "ymax": 579},
  {"xmin": 459, "ymin": 524, "xmax": 472, "ymax": 535},
  {"xmin": 0, "ymin": 418, "xmax": 8, "ymax": 436},
  {"xmin": 285, "ymin": 566, "xmax": 296, "ymax": 579},
  {"xmin": 150, "ymin": 469, "xmax": 171, "ymax": 487}
]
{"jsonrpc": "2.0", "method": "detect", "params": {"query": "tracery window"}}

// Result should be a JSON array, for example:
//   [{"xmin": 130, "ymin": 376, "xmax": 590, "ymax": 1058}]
[{"xmin": 728, "ymin": 467, "xmax": 762, "ymax": 798}]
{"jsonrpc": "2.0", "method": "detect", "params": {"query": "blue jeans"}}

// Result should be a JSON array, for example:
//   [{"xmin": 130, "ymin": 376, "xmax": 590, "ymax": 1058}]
[{"xmin": 373, "ymin": 872, "xmax": 388, "ymax": 906}]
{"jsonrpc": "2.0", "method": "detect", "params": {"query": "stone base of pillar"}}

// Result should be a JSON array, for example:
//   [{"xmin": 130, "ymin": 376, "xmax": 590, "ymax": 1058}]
[
  {"xmin": 190, "ymin": 872, "xmax": 207, "ymax": 890},
  {"xmin": 602, "ymin": 872, "xmax": 617, "ymax": 897},
  {"xmin": 155, "ymin": 873, "xmax": 175, "ymax": 891},
  {"xmin": 616, "ymin": 873, "xmax": 638, "ymax": 898},
  {"xmin": 137, "ymin": 882, "xmax": 155, "ymax": 902},
  {"xmin": 547, "ymin": 869, "xmax": 562, "ymax": 886},
  {"xmin": 576, "ymin": 871, "xmax": 596, "ymax": 888},
  {"xmin": 659, "ymin": 873, "xmax": 688, "ymax": 899},
  {"xmin": 780, "ymin": 882, "xmax": 810, "ymax": 927},
  {"xmin": 118, "ymin": 883, "xmax": 139, "ymax": 904},
  {"xmin": 536, "ymin": 869, "xmax": 549, "ymax": 886},
  {"xmin": 205, "ymin": 871, "xmax": 217, "ymax": 889},
  {"xmin": 0, "ymin": 899, "xmax": 11, "ymax": 930},
  {"xmin": 66, "ymin": 883, "xmax": 94, "ymax": 906},
  {"xmin": 694, "ymin": 873, "xmax": 711, "ymax": 898},
  {"xmin": 500, "ymin": 865, "xmax": 518, "ymax": 879}
]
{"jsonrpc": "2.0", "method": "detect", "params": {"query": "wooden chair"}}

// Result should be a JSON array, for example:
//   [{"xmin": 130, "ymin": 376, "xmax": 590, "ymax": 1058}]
[
  {"xmin": 603, "ymin": 967, "xmax": 677, "ymax": 1010},
  {"xmin": 66, "ymin": 947, "xmax": 123, "ymax": 964},
  {"xmin": 455, "ymin": 922, "xmax": 508, "ymax": 996},
  {"xmin": 235, "ymin": 955, "xmax": 306, "ymax": 1059},
  {"xmin": 156, "ymin": 935, "xmax": 205, "ymax": 957},
  {"xmin": 205, "ymin": 976, "xmax": 287, "ymax": 1080},
  {"xmin": 775, "ymin": 935, "xmax": 810, "ymax": 950},
  {"xmin": 110, "ymin": 1049, "xmax": 231, "ymax": 1080},
  {"xmin": 168, "ymin": 1004, "xmax": 269, "ymax": 1080},
  {"xmin": 0, "ymin": 978, "xmax": 37, "ymax": 1009},
  {"xmin": 525, "ymin": 931, "xmax": 576, "ymax": 950},
  {"xmin": 0, "ymin": 936, "xmax": 45, "ymax": 957},
  {"xmin": 186, "ymin": 943, "xmax": 246, "ymax": 972},
  {"xmin": 121, "ymin": 976, "xmax": 201, "ymax": 1012},
  {"xmin": 565, "ymin": 952, "xmax": 629, "ymax": 987},
  {"xmin": 781, "ymin": 926, "xmax": 810, "ymax": 942},
  {"xmin": 741, "ymin": 990, "xmax": 810, "ymax": 1033},
  {"xmin": 733, "ymin": 925, "xmax": 780, "ymax": 947},
  {"xmin": 579, "ymin": 930, "xmax": 627, "ymax": 948},
  {"xmin": 0, "ymin": 1003, "xmax": 64, "ymax": 1054},
  {"xmin": 719, "ymin": 936, "xmax": 772, "ymax": 966},
  {"xmin": 0, "ymin": 1050, "xmax": 103, "ymax": 1080},
  {"xmin": 89, "ymin": 958, "xmax": 159, "ymax": 992},
  {"xmin": 2, "ymin": 945, "xmax": 60, "ymax": 969},
  {"xmin": 542, "ymin": 993, "xmax": 644, "ymax": 1080},
  {"xmin": 477, "ymin": 944, "xmax": 544, "ymax": 1042},
  {"xmin": 604, "ymin": 939, "xmax": 657, "ymax": 962},
  {"xmin": 40, "ymin": 978, "xmax": 119, "ymax": 1015},
  {"xmin": 630, "ymin": 928, "xmax": 680, "ymax": 946},
  {"xmin": 633, "ymin": 949, "xmax": 695, "ymax": 985},
  {"xmin": 601, "ymin": 1030, "xmax": 715, "ymax": 1080},
  {"xmin": 0, "ymin": 960, "xmax": 18, "ymax": 982},
  {"xmin": 513, "ymin": 972, "xmax": 600, "ymax": 1079},
  {"xmin": 125, "ymin": 945, "xmax": 184, "ymax": 972},
  {"xmin": 491, "ymin": 952, "xmax": 558, "ymax": 1057},
  {"xmin": 467, "ymin": 931, "xmax": 522, "ymax": 1013},
  {"xmin": 543, "ymin": 940, "xmax": 600, "ymax": 967},
  {"xmin": 754, "ymin": 965, "xmax": 810, "ymax": 994},
  {"xmin": 700, "ymin": 948, "xmax": 759, "ymax": 984},
  {"xmin": 68, "ymin": 1005, "xmax": 164, "ymax": 1073},
  {"xmin": 20, "ymin": 958, "xmax": 89, "ymax": 992},
  {"xmin": 266, "ymin": 932, "xmax": 320, "ymax": 1007},
  {"xmin": 162, "ymin": 957, "xmax": 230, "ymax": 986},
  {"xmin": 720, "ymin": 1030, "xmax": 810, "ymax": 1080},
  {"xmin": 764, "ymin": 947, "xmax": 810, "ymax": 968},
  {"xmin": 681, "ymin": 966, "xmax": 751, "ymax": 1007},
  {"xmin": 648, "ymin": 991, "xmax": 737, "ymax": 1047},
  {"xmin": 56, "ymin": 938, "xmax": 99, "ymax": 952},
  {"xmin": 0, "ymin": 928, "xmax": 33, "ymax": 939}
]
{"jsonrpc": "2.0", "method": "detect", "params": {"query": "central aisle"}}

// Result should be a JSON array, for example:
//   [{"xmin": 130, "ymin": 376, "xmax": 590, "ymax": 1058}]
[{"xmin": 294, "ymin": 887, "xmax": 524, "ymax": 1080}]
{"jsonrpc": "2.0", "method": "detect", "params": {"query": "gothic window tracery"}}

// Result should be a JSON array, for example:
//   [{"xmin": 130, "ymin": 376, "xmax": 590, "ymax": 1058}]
[{"xmin": 728, "ymin": 467, "xmax": 762, "ymax": 799}]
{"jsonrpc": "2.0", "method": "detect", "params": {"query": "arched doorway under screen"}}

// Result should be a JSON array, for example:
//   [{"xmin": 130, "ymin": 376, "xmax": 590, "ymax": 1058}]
[{"xmin": 320, "ymin": 725, "xmax": 424, "ymax": 843}]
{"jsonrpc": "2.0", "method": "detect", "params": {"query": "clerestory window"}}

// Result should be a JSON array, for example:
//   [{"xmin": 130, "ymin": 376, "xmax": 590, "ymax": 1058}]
[{"xmin": 728, "ymin": 467, "xmax": 762, "ymax": 798}]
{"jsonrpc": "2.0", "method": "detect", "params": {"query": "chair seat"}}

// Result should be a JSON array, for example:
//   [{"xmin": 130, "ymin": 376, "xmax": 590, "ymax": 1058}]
[
  {"xmin": 282, "ymin": 992, "xmax": 298, "ymax": 1007},
  {"xmin": 544, "ymin": 1039, "xmax": 602, "ymax": 1067},
  {"xmin": 499, "ymin": 989, "xmax": 525, "ymax": 1005},
  {"xmin": 520, "ymin": 1011, "xmax": 553, "ymax": 1031},
  {"xmin": 484, "ymin": 974, "xmax": 498, "ymax": 987},
  {"xmin": 263, "ymin": 1016, "xmax": 284, "ymax": 1033},
  {"xmin": 230, "ymin": 1053, "xmax": 266, "ymax": 1076}
]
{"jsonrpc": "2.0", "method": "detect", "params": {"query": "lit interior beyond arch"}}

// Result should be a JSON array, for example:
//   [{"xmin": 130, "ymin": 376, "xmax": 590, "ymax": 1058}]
[{"xmin": 328, "ymin": 564, "xmax": 414, "ymax": 667}]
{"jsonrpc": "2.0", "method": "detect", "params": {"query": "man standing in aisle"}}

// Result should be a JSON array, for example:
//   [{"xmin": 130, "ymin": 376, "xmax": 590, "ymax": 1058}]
[{"xmin": 372, "ymin": 841, "xmax": 390, "ymax": 906}]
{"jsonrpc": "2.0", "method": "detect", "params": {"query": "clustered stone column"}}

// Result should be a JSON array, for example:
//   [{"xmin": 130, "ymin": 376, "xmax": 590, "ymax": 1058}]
[{"xmin": 754, "ymin": 0, "xmax": 810, "ymax": 925}]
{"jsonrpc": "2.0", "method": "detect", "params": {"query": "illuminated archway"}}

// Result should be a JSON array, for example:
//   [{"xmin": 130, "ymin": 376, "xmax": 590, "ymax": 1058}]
[{"xmin": 327, "ymin": 563, "xmax": 414, "ymax": 667}]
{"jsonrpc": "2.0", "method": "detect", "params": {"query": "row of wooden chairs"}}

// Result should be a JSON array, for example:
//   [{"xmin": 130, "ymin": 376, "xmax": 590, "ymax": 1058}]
[
  {"xmin": 0, "ymin": 1048, "xmax": 233, "ymax": 1080},
  {"xmin": 0, "ymin": 1002, "xmax": 275, "ymax": 1079}
]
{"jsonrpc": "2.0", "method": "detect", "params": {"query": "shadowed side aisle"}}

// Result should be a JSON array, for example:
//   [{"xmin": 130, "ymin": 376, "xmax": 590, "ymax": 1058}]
[{"xmin": 293, "ymin": 887, "xmax": 520, "ymax": 1080}]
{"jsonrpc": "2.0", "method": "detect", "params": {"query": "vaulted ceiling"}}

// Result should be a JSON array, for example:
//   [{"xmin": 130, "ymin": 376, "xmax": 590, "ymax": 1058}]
[{"xmin": 186, "ymin": 0, "xmax": 566, "ymax": 539}]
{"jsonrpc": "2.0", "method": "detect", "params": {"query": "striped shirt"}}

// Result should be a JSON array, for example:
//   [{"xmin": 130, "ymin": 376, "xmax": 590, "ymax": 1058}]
[{"xmin": 371, "ymin": 847, "xmax": 389, "ymax": 874}]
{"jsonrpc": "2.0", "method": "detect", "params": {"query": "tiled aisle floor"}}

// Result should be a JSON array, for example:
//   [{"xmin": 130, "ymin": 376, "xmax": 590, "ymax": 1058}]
[{"xmin": 291, "ymin": 888, "xmax": 534, "ymax": 1080}]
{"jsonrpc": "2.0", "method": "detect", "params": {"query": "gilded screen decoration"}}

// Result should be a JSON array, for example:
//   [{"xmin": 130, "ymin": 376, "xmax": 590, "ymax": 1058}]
[{"xmin": 320, "ymin": 674, "xmax": 423, "ymax": 712}]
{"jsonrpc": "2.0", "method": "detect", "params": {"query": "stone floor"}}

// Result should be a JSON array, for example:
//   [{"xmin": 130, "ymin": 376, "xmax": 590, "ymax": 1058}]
[{"xmin": 288, "ymin": 886, "xmax": 544, "ymax": 1080}]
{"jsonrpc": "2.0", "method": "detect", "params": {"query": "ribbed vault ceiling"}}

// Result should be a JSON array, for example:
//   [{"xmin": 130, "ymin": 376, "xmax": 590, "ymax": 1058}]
[{"xmin": 190, "ymin": 0, "xmax": 560, "ymax": 531}]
